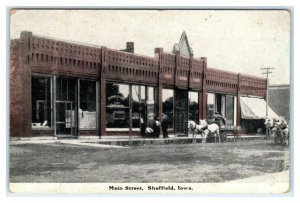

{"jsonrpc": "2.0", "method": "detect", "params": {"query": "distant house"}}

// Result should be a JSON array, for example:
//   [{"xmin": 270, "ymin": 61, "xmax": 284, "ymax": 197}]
[{"xmin": 268, "ymin": 84, "xmax": 290, "ymax": 122}]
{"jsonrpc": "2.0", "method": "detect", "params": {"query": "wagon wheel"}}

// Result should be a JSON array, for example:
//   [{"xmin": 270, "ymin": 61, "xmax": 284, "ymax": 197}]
[{"xmin": 220, "ymin": 131, "xmax": 227, "ymax": 142}]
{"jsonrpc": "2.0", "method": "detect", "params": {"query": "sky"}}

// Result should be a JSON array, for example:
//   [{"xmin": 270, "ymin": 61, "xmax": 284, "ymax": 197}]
[{"xmin": 10, "ymin": 10, "xmax": 290, "ymax": 85}]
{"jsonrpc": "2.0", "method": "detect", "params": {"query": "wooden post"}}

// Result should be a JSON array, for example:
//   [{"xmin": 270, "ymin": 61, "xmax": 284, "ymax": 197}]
[
  {"xmin": 155, "ymin": 48, "xmax": 164, "ymax": 136},
  {"xmin": 200, "ymin": 57, "xmax": 207, "ymax": 120},
  {"xmin": 236, "ymin": 74, "xmax": 241, "ymax": 126}
]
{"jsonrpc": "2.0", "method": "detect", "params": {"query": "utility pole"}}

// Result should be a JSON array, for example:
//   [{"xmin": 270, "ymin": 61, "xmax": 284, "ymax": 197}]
[{"xmin": 261, "ymin": 67, "xmax": 275, "ymax": 117}]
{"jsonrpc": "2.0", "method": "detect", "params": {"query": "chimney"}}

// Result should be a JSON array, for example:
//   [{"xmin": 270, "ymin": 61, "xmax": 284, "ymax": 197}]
[
  {"xmin": 155, "ymin": 47, "xmax": 164, "ymax": 54},
  {"xmin": 120, "ymin": 42, "xmax": 134, "ymax": 53},
  {"xmin": 126, "ymin": 42, "xmax": 134, "ymax": 53}
]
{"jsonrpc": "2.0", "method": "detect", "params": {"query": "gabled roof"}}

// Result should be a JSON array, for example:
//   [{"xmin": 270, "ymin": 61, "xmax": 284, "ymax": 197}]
[{"xmin": 174, "ymin": 31, "xmax": 193, "ymax": 57}]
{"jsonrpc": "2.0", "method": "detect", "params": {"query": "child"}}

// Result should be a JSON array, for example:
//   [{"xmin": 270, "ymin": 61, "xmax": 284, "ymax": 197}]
[{"xmin": 146, "ymin": 113, "xmax": 159, "ymax": 138}]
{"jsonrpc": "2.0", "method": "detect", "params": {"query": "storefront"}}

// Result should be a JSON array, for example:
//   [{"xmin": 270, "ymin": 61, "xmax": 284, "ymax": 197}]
[
  {"xmin": 206, "ymin": 92, "xmax": 237, "ymax": 126},
  {"xmin": 10, "ymin": 31, "xmax": 267, "ymax": 138},
  {"xmin": 240, "ymin": 96, "xmax": 279, "ymax": 134},
  {"xmin": 31, "ymin": 74, "xmax": 98, "ymax": 137}
]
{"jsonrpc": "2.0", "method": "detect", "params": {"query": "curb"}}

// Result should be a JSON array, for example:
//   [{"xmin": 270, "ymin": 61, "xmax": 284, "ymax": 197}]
[{"xmin": 10, "ymin": 135, "xmax": 265, "ymax": 146}]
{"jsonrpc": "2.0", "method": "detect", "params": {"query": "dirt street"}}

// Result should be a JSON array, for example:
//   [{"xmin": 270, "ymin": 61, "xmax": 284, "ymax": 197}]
[{"xmin": 9, "ymin": 140, "xmax": 290, "ymax": 183}]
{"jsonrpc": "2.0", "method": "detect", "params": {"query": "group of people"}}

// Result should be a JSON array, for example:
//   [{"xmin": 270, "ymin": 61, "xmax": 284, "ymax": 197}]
[
  {"xmin": 141, "ymin": 113, "xmax": 169, "ymax": 138},
  {"xmin": 140, "ymin": 111, "xmax": 226, "ymax": 139}
]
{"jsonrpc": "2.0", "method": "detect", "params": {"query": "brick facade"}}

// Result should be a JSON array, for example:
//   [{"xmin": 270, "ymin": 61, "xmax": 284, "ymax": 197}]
[{"xmin": 10, "ymin": 31, "xmax": 267, "ymax": 138}]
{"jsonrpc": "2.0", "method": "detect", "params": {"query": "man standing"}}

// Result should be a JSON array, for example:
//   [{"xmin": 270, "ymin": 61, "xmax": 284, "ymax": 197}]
[
  {"xmin": 212, "ymin": 111, "xmax": 226, "ymax": 127},
  {"xmin": 161, "ymin": 114, "xmax": 169, "ymax": 138}
]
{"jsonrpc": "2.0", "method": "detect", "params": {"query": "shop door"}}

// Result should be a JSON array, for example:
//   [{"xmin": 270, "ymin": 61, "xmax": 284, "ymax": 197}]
[
  {"xmin": 55, "ymin": 77, "xmax": 78, "ymax": 136},
  {"xmin": 56, "ymin": 101, "xmax": 75, "ymax": 135},
  {"xmin": 174, "ymin": 89, "xmax": 188, "ymax": 136}
]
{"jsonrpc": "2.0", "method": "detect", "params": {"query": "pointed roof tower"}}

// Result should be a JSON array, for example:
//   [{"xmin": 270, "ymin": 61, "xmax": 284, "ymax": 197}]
[{"xmin": 173, "ymin": 31, "xmax": 193, "ymax": 57}]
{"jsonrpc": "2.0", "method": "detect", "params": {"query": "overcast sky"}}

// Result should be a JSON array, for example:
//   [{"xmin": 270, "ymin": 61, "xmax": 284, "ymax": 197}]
[{"xmin": 10, "ymin": 10, "xmax": 290, "ymax": 85}]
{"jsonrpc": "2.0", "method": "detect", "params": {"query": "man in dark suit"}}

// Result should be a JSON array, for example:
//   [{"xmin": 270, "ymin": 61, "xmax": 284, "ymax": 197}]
[{"xmin": 161, "ymin": 114, "xmax": 169, "ymax": 138}]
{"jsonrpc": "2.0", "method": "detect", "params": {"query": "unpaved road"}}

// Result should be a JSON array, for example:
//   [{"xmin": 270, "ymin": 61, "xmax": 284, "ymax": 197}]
[{"xmin": 9, "ymin": 140, "xmax": 289, "ymax": 183}]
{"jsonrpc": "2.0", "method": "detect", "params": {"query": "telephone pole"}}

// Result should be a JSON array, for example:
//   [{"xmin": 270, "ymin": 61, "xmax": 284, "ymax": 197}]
[{"xmin": 261, "ymin": 67, "xmax": 274, "ymax": 117}]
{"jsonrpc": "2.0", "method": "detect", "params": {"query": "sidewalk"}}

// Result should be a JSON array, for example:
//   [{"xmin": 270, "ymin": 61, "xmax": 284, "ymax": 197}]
[{"xmin": 10, "ymin": 134, "xmax": 265, "ymax": 147}]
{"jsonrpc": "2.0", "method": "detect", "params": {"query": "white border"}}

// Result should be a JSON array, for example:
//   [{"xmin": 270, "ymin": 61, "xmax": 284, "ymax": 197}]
[{"xmin": 2, "ymin": 1, "xmax": 298, "ymax": 203}]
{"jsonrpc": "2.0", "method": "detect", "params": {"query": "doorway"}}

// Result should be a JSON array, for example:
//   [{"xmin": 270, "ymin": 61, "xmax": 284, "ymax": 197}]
[
  {"xmin": 56, "ymin": 101, "xmax": 75, "ymax": 135},
  {"xmin": 174, "ymin": 89, "xmax": 188, "ymax": 136},
  {"xmin": 55, "ymin": 77, "xmax": 78, "ymax": 137}
]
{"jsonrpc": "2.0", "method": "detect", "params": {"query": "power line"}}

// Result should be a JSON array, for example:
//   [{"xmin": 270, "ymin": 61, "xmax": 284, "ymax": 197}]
[{"xmin": 260, "ymin": 67, "xmax": 275, "ymax": 117}]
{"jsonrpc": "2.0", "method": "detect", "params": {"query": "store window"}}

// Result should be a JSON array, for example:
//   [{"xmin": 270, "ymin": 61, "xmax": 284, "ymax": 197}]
[
  {"xmin": 188, "ymin": 91, "xmax": 199, "ymax": 122},
  {"xmin": 56, "ymin": 77, "xmax": 76, "ymax": 102},
  {"xmin": 139, "ymin": 86, "xmax": 146, "ymax": 135},
  {"xmin": 225, "ymin": 95, "xmax": 234, "ymax": 125},
  {"xmin": 106, "ymin": 82, "xmax": 130, "ymax": 129},
  {"xmin": 79, "ymin": 80, "xmax": 97, "ymax": 129},
  {"xmin": 32, "ymin": 75, "xmax": 51, "ymax": 129},
  {"xmin": 106, "ymin": 82, "xmax": 156, "ymax": 131},
  {"xmin": 132, "ymin": 85, "xmax": 141, "ymax": 129},
  {"xmin": 146, "ymin": 87, "xmax": 156, "ymax": 117},
  {"xmin": 215, "ymin": 94, "xmax": 226, "ymax": 117},
  {"xmin": 132, "ymin": 85, "xmax": 154, "ymax": 132},
  {"xmin": 162, "ymin": 89, "xmax": 174, "ymax": 129},
  {"xmin": 207, "ymin": 93, "xmax": 215, "ymax": 118}
]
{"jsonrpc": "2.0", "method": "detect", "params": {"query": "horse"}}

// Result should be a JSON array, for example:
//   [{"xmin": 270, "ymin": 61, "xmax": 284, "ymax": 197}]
[
  {"xmin": 264, "ymin": 118, "xmax": 275, "ymax": 141},
  {"xmin": 277, "ymin": 117, "xmax": 289, "ymax": 145},
  {"xmin": 264, "ymin": 117, "xmax": 289, "ymax": 145},
  {"xmin": 188, "ymin": 120, "xmax": 220, "ymax": 143}
]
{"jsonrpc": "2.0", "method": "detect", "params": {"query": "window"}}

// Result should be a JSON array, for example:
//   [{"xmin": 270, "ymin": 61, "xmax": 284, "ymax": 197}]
[
  {"xmin": 147, "ymin": 87, "xmax": 156, "ymax": 116},
  {"xmin": 106, "ymin": 82, "xmax": 155, "ymax": 131},
  {"xmin": 56, "ymin": 77, "xmax": 76, "ymax": 102},
  {"xmin": 32, "ymin": 75, "xmax": 51, "ymax": 129},
  {"xmin": 206, "ymin": 93, "xmax": 215, "ymax": 118},
  {"xmin": 162, "ymin": 89, "xmax": 174, "ymax": 129},
  {"xmin": 225, "ymin": 95, "xmax": 234, "ymax": 126},
  {"xmin": 132, "ymin": 85, "xmax": 141, "ymax": 129},
  {"xmin": 79, "ymin": 80, "xmax": 97, "ymax": 129},
  {"xmin": 55, "ymin": 77, "xmax": 77, "ymax": 134},
  {"xmin": 215, "ymin": 94, "xmax": 226, "ymax": 116},
  {"xmin": 189, "ymin": 91, "xmax": 199, "ymax": 121},
  {"xmin": 106, "ymin": 83, "xmax": 130, "ymax": 129}
]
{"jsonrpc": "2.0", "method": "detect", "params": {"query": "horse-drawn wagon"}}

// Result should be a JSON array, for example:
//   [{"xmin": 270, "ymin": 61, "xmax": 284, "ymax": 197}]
[
  {"xmin": 188, "ymin": 116, "xmax": 242, "ymax": 143},
  {"xmin": 219, "ymin": 125, "xmax": 242, "ymax": 142}
]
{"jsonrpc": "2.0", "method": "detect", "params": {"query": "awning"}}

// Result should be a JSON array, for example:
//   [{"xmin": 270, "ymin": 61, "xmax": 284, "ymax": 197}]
[{"xmin": 240, "ymin": 96, "xmax": 279, "ymax": 119}]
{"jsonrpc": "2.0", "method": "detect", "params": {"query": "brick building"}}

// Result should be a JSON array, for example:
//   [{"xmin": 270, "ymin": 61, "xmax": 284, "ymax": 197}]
[{"xmin": 10, "ymin": 31, "xmax": 269, "ymax": 139}]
